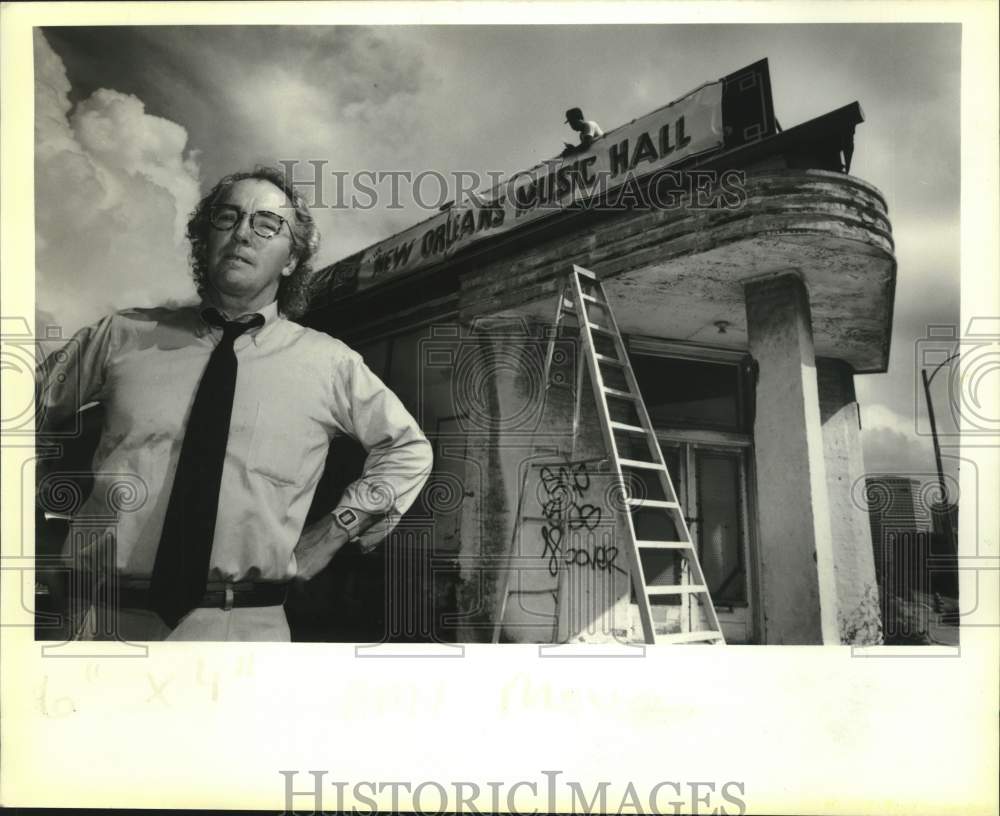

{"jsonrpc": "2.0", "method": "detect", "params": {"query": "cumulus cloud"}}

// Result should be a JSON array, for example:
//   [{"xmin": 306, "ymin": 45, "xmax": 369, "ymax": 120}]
[
  {"xmin": 172, "ymin": 26, "xmax": 432, "ymax": 265},
  {"xmin": 34, "ymin": 30, "xmax": 201, "ymax": 337}
]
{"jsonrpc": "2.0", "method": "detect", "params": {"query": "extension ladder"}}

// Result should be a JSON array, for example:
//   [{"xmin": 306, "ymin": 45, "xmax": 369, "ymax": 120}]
[{"xmin": 494, "ymin": 265, "xmax": 726, "ymax": 645}]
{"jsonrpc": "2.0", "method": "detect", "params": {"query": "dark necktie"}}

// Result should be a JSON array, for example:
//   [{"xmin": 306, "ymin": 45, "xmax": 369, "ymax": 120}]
[{"xmin": 149, "ymin": 308, "xmax": 265, "ymax": 628}]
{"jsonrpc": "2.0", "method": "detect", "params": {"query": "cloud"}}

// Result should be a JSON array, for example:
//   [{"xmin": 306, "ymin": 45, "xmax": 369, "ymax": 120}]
[
  {"xmin": 859, "ymin": 403, "xmax": 949, "ymax": 481},
  {"xmin": 178, "ymin": 26, "xmax": 432, "ymax": 265},
  {"xmin": 34, "ymin": 30, "xmax": 201, "ymax": 337},
  {"xmin": 863, "ymin": 403, "xmax": 913, "ymax": 432}
]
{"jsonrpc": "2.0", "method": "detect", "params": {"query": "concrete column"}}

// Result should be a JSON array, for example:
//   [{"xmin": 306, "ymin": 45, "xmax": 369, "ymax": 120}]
[
  {"xmin": 817, "ymin": 358, "xmax": 883, "ymax": 643},
  {"xmin": 744, "ymin": 273, "xmax": 840, "ymax": 644}
]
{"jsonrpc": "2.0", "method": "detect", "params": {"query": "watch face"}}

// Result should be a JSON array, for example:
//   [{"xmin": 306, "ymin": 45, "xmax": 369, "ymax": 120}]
[{"xmin": 337, "ymin": 508, "xmax": 358, "ymax": 527}]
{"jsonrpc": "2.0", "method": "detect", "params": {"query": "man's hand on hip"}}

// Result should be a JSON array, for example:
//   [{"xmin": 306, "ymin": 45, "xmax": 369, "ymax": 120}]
[{"xmin": 292, "ymin": 514, "xmax": 350, "ymax": 581}]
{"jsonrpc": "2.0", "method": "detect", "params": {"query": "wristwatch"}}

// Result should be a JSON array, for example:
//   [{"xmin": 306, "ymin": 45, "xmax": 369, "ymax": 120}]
[{"xmin": 331, "ymin": 507, "xmax": 361, "ymax": 542}]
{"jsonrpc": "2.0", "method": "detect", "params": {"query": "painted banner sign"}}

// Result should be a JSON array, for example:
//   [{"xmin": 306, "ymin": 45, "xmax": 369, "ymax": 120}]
[{"xmin": 337, "ymin": 80, "xmax": 724, "ymax": 292}]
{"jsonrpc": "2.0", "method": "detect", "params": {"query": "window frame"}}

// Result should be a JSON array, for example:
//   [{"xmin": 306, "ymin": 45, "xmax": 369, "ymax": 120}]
[
  {"xmin": 627, "ymin": 335, "xmax": 753, "ymax": 435},
  {"xmin": 627, "ymin": 334, "xmax": 761, "ymax": 642}
]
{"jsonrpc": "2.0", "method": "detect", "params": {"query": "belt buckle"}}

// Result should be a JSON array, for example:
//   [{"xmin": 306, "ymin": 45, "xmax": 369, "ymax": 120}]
[{"xmin": 223, "ymin": 584, "xmax": 235, "ymax": 611}]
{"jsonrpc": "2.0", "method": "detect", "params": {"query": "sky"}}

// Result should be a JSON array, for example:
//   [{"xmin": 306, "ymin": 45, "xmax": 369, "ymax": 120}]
[{"xmin": 34, "ymin": 23, "xmax": 963, "ymax": 485}]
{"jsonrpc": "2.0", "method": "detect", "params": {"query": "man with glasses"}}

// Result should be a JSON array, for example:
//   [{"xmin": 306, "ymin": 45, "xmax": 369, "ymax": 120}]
[{"xmin": 36, "ymin": 166, "xmax": 433, "ymax": 641}]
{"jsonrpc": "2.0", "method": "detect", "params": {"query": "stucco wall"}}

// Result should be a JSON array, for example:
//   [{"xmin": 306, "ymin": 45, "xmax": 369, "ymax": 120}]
[
  {"xmin": 456, "ymin": 315, "xmax": 638, "ymax": 643},
  {"xmin": 817, "ymin": 358, "xmax": 884, "ymax": 644}
]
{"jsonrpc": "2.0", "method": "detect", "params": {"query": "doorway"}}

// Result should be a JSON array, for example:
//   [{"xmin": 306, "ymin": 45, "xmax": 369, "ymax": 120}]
[{"xmin": 628, "ymin": 339, "xmax": 758, "ymax": 643}]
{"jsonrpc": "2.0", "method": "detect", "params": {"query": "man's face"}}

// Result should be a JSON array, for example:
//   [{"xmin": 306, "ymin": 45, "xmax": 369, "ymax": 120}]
[{"xmin": 205, "ymin": 178, "xmax": 298, "ymax": 307}]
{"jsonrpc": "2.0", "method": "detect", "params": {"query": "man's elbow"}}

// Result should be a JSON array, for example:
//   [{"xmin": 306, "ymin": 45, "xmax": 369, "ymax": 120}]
[{"xmin": 381, "ymin": 427, "xmax": 434, "ymax": 479}]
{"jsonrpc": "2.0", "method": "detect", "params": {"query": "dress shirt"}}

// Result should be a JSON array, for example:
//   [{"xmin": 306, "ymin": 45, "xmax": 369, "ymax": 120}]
[{"xmin": 36, "ymin": 301, "xmax": 433, "ymax": 582}]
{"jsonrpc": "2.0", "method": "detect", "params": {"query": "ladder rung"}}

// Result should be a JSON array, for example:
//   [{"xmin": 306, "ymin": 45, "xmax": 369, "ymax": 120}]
[
  {"xmin": 581, "ymin": 293, "xmax": 604, "ymax": 304},
  {"xmin": 602, "ymin": 387, "xmax": 637, "ymax": 400},
  {"xmin": 587, "ymin": 323, "xmax": 615, "ymax": 335},
  {"xmin": 574, "ymin": 267, "xmax": 597, "ymax": 279},
  {"xmin": 646, "ymin": 584, "xmax": 708, "ymax": 596},
  {"xmin": 610, "ymin": 421, "xmax": 647, "ymax": 434},
  {"xmin": 627, "ymin": 498, "xmax": 679, "ymax": 509},
  {"xmin": 618, "ymin": 458, "xmax": 665, "ymax": 471},
  {"xmin": 655, "ymin": 630, "xmax": 725, "ymax": 644},
  {"xmin": 595, "ymin": 353, "xmax": 623, "ymax": 366},
  {"xmin": 637, "ymin": 540, "xmax": 693, "ymax": 550}
]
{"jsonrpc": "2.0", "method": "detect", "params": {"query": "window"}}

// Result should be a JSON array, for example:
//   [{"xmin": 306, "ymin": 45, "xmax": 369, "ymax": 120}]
[
  {"xmin": 630, "ymin": 353, "xmax": 747, "ymax": 433},
  {"xmin": 661, "ymin": 444, "xmax": 748, "ymax": 605}
]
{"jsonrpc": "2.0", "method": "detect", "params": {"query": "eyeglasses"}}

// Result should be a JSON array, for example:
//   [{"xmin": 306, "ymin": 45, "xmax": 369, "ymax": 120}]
[{"xmin": 209, "ymin": 204, "xmax": 289, "ymax": 240}]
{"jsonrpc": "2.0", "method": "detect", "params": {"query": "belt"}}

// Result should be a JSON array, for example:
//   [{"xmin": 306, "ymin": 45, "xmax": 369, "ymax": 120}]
[{"xmin": 115, "ymin": 580, "xmax": 289, "ymax": 611}]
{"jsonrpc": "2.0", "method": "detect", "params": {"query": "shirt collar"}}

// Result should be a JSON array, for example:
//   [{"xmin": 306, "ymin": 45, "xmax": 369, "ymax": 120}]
[{"xmin": 197, "ymin": 299, "xmax": 281, "ymax": 343}]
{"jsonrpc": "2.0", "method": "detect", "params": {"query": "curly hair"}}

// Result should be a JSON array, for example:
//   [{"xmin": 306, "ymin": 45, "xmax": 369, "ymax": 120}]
[{"xmin": 186, "ymin": 166, "xmax": 321, "ymax": 319}]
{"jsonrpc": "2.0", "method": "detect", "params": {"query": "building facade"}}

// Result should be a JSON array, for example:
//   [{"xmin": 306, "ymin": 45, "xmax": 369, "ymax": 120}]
[{"xmin": 303, "ymin": 63, "xmax": 895, "ymax": 646}]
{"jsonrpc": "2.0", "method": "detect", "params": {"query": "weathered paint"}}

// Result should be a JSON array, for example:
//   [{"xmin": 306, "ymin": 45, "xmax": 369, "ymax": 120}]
[
  {"xmin": 469, "ymin": 318, "xmax": 637, "ymax": 644},
  {"xmin": 459, "ymin": 169, "xmax": 894, "ymax": 373},
  {"xmin": 817, "ymin": 358, "xmax": 884, "ymax": 644}
]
